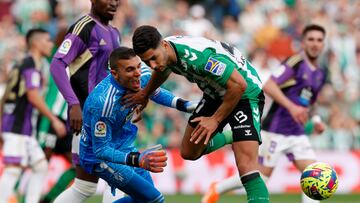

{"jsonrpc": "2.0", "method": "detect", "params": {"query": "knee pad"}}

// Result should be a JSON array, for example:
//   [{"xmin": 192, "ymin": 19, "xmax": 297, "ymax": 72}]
[{"xmin": 73, "ymin": 178, "xmax": 98, "ymax": 197}]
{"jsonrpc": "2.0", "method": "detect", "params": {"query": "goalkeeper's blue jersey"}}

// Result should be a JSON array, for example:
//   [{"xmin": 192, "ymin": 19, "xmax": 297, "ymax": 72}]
[{"xmin": 79, "ymin": 66, "xmax": 175, "ymax": 173}]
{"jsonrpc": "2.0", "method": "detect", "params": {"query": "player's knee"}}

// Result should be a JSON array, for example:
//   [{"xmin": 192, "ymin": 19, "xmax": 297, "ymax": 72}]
[
  {"xmin": 73, "ymin": 178, "xmax": 98, "ymax": 197},
  {"xmin": 180, "ymin": 149, "xmax": 201, "ymax": 161},
  {"xmin": 32, "ymin": 159, "xmax": 48, "ymax": 173}
]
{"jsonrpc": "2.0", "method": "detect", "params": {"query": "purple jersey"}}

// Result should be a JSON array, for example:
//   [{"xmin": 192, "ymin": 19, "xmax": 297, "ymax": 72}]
[
  {"xmin": 262, "ymin": 53, "xmax": 326, "ymax": 135},
  {"xmin": 2, "ymin": 56, "xmax": 43, "ymax": 136},
  {"xmin": 51, "ymin": 14, "xmax": 120, "ymax": 107}
]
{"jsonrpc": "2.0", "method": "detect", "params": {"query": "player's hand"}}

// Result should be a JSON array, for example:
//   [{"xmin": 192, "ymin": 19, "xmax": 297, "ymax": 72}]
[
  {"xmin": 288, "ymin": 104, "xmax": 308, "ymax": 125},
  {"xmin": 70, "ymin": 104, "xmax": 82, "ymax": 135},
  {"xmin": 0, "ymin": 134, "xmax": 4, "ymax": 150},
  {"xmin": 131, "ymin": 106, "xmax": 143, "ymax": 123},
  {"xmin": 121, "ymin": 90, "xmax": 149, "ymax": 110},
  {"xmin": 139, "ymin": 144, "xmax": 167, "ymax": 173},
  {"xmin": 51, "ymin": 118, "xmax": 67, "ymax": 138},
  {"xmin": 313, "ymin": 121, "xmax": 326, "ymax": 134},
  {"xmin": 185, "ymin": 100, "xmax": 199, "ymax": 113},
  {"xmin": 190, "ymin": 116, "xmax": 219, "ymax": 145}
]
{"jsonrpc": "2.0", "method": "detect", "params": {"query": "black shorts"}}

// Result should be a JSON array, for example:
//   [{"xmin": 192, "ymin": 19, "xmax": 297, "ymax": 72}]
[{"xmin": 188, "ymin": 93, "xmax": 265, "ymax": 143}]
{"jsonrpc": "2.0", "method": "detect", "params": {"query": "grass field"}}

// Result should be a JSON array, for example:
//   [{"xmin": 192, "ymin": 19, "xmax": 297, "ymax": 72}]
[{"xmin": 85, "ymin": 194, "xmax": 360, "ymax": 203}]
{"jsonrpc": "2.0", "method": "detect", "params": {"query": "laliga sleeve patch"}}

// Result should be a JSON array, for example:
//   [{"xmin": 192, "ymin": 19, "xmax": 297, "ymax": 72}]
[
  {"xmin": 204, "ymin": 58, "xmax": 226, "ymax": 76},
  {"xmin": 94, "ymin": 121, "xmax": 106, "ymax": 137},
  {"xmin": 31, "ymin": 71, "xmax": 41, "ymax": 87},
  {"xmin": 272, "ymin": 65, "xmax": 286, "ymax": 78},
  {"xmin": 58, "ymin": 39, "xmax": 72, "ymax": 55}
]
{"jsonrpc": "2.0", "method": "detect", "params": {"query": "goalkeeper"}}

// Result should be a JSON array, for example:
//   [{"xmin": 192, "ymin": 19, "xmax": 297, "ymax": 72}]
[{"xmin": 79, "ymin": 47, "xmax": 197, "ymax": 202}]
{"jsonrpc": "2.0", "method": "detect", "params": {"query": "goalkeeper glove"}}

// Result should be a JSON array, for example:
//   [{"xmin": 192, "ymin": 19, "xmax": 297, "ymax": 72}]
[{"xmin": 126, "ymin": 144, "xmax": 167, "ymax": 173}]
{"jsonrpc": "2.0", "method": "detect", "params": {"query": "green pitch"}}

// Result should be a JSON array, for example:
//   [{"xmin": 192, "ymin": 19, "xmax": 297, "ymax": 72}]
[{"xmin": 85, "ymin": 194, "xmax": 360, "ymax": 203}]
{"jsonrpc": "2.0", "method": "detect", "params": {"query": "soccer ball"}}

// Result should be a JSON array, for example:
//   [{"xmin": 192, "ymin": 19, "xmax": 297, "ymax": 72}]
[{"xmin": 300, "ymin": 162, "xmax": 338, "ymax": 200}]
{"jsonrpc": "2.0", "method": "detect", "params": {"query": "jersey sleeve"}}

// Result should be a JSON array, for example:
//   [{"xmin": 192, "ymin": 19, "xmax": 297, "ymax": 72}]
[
  {"xmin": 53, "ymin": 33, "xmax": 88, "ymax": 66},
  {"xmin": 200, "ymin": 55, "xmax": 234, "ymax": 87},
  {"xmin": 270, "ymin": 63, "xmax": 295, "ymax": 86},
  {"xmin": 90, "ymin": 114, "xmax": 128, "ymax": 164},
  {"xmin": 22, "ymin": 69, "xmax": 41, "ymax": 90}
]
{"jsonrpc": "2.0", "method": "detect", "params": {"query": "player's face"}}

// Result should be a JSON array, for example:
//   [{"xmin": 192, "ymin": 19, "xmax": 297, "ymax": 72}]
[
  {"xmin": 139, "ymin": 43, "xmax": 169, "ymax": 72},
  {"xmin": 111, "ymin": 56, "xmax": 142, "ymax": 91},
  {"xmin": 38, "ymin": 33, "xmax": 54, "ymax": 57},
  {"xmin": 302, "ymin": 30, "xmax": 325, "ymax": 60},
  {"xmin": 92, "ymin": 0, "xmax": 120, "ymax": 21}
]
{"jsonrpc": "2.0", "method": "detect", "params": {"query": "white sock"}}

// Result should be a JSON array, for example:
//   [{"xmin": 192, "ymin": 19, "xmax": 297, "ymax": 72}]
[
  {"xmin": 0, "ymin": 167, "xmax": 22, "ymax": 203},
  {"xmin": 25, "ymin": 160, "xmax": 48, "ymax": 203},
  {"xmin": 102, "ymin": 182, "xmax": 124, "ymax": 203},
  {"xmin": 302, "ymin": 193, "xmax": 320, "ymax": 203},
  {"xmin": 54, "ymin": 178, "xmax": 98, "ymax": 203},
  {"xmin": 216, "ymin": 173, "xmax": 269, "ymax": 194}
]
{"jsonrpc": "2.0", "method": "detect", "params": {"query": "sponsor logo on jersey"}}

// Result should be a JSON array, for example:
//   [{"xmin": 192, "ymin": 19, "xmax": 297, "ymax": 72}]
[
  {"xmin": 58, "ymin": 39, "xmax": 72, "ymax": 55},
  {"xmin": 205, "ymin": 58, "xmax": 226, "ymax": 76},
  {"xmin": 94, "ymin": 121, "xmax": 106, "ymax": 137}
]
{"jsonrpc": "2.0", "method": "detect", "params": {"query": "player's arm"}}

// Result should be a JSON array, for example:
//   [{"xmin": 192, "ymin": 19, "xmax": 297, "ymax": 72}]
[
  {"xmin": 263, "ymin": 64, "xmax": 308, "ymax": 124},
  {"xmin": 191, "ymin": 58, "xmax": 246, "ymax": 145},
  {"xmin": 50, "ymin": 34, "xmax": 89, "ymax": 134},
  {"xmin": 140, "ymin": 67, "xmax": 197, "ymax": 112},
  {"xmin": 23, "ymin": 69, "xmax": 66, "ymax": 137},
  {"xmin": 150, "ymin": 88, "xmax": 198, "ymax": 113},
  {"xmin": 91, "ymin": 116, "xmax": 167, "ymax": 173},
  {"xmin": 122, "ymin": 67, "xmax": 172, "ymax": 109}
]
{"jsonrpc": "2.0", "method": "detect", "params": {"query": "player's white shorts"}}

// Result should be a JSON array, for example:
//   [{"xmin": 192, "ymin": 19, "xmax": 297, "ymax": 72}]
[
  {"xmin": 71, "ymin": 133, "xmax": 80, "ymax": 164},
  {"xmin": 2, "ymin": 132, "xmax": 46, "ymax": 167},
  {"xmin": 259, "ymin": 131, "xmax": 316, "ymax": 167}
]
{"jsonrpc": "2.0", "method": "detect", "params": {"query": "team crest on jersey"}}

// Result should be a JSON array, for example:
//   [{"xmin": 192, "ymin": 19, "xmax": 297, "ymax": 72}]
[
  {"xmin": 205, "ymin": 58, "xmax": 226, "ymax": 76},
  {"xmin": 94, "ymin": 121, "xmax": 106, "ymax": 137},
  {"xmin": 58, "ymin": 39, "xmax": 72, "ymax": 55}
]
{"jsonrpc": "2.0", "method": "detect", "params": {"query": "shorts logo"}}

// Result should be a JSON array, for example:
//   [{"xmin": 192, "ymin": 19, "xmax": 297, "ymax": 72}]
[
  {"xmin": 94, "ymin": 121, "xmax": 106, "ymax": 137},
  {"xmin": 205, "ymin": 58, "xmax": 226, "ymax": 76},
  {"xmin": 234, "ymin": 110, "xmax": 247, "ymax": 123},
  {"xmin": 58, "ymin": 39, "xmax": 72, "ymax": 55},
  {"xmin": 244, "ymin": 129, "xmax": 252, "ymax": 136}
]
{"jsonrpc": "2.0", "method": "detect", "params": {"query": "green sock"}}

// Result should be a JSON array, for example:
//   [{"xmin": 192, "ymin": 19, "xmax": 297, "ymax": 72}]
[
  {"xmin": 203, "ymin": 130, "xmax": 233, "ymax": 155},
  {"xmin": 242, "ymin": 173, "xmax": 269, "ymax": 203},
  {"xmin": 42, "ymin": 168, "xmax": 76, "ymax": 202}
]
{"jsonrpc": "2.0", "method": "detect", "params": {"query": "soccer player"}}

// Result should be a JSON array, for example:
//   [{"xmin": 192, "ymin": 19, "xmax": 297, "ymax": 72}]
[
  {"xmin": 127, "ymin": 25, "xmax": 270, "ymax": 203},
  {"xmin": 50, "ymin": 0, "xmax": 123, "ymax": 202},
  {"xmin": 0, "ymin": 28, "xmax": 67, "ymax": 203},
  {"xmin": 80, "ymin": 46, "xmax": 198, "ymax": 202},
  {"xmin": 201, "ymin": 24, "xmax": 327, "ymax": 203}
]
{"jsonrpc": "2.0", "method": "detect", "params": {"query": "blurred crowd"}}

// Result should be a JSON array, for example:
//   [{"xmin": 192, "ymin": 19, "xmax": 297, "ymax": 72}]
[{"xmin": 0, "ymin": 0, "xmax": 360, "ymax": 151}]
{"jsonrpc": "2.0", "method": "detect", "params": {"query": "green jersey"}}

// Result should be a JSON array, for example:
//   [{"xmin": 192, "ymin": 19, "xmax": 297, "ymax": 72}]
[{"xmin": 166, "ymin": 36, "xmax": 262, "ymax": 101}]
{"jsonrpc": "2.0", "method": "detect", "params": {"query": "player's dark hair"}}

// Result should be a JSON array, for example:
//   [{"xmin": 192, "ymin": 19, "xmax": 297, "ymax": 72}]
[
  {"xmin": 109, "ymin": 46, "xmax": 137, "ymax": 70},
  {"xmin": 302, "ymin": 24, "xmax": 326, "ymax": 38},
  {"xmin": 25, "ymin": 28, "xmax": 48, "ymax": 47},
  {"xmin": 132, "ymin": 25, "xmax": 162, "ymax": 55}
]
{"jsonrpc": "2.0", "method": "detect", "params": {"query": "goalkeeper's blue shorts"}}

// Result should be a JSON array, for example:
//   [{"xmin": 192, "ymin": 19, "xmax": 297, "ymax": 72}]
[{"xmin": 93, "ymin": 161, "xmax": 164, "ymax": 203}]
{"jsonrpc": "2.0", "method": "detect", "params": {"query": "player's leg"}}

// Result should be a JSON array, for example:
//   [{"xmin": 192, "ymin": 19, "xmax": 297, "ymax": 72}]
[
  {"xmin": 0, "ymin": 133, "xmax": 27, "ymax": 202},
  {"xmin": 94, "ymin": 162, "xmax": 164, "ymax": 203},
  {"xmin": 291, "ymin": 135, "xmax": 319, "ymax": 203},
  {"xmin": 229, "ymin": 99, "xmax": 269, "ymax": 203},
  {"xmin": 54, "ymin": 135, "xmax": 99, "ymax": 203},
  {"xmin": 41, "ymin": 131, "xmax": 75, "ymax": 203},
  {"xmin": 181, "ymin": 96, "xmax": 233, "ymax": 160}
]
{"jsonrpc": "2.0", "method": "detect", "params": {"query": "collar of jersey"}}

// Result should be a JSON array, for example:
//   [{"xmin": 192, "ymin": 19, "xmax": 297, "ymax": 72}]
[
  {"xmin": 168, "ymin": 41, "xmax": 181, "ymax": 66},
  {"xmin": 110, "ymin": 75, "xmax": 126, "ymax": 93}
]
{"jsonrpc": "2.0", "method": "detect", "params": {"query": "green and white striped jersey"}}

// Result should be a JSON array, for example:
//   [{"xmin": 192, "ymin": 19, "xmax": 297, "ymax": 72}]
[{"xmin": 166, "ymin": 36, "xmax": 262, "ymax": 101}]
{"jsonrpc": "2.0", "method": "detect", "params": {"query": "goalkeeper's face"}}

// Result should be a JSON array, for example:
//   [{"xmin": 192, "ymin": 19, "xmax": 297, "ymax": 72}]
[
  {"xmin": 111, "ymin": 56, "xmax": 142, "ymax": 91},
  {"xmin": 302, "ymin": 30, "xmax": 325, "ymax": 61}
]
